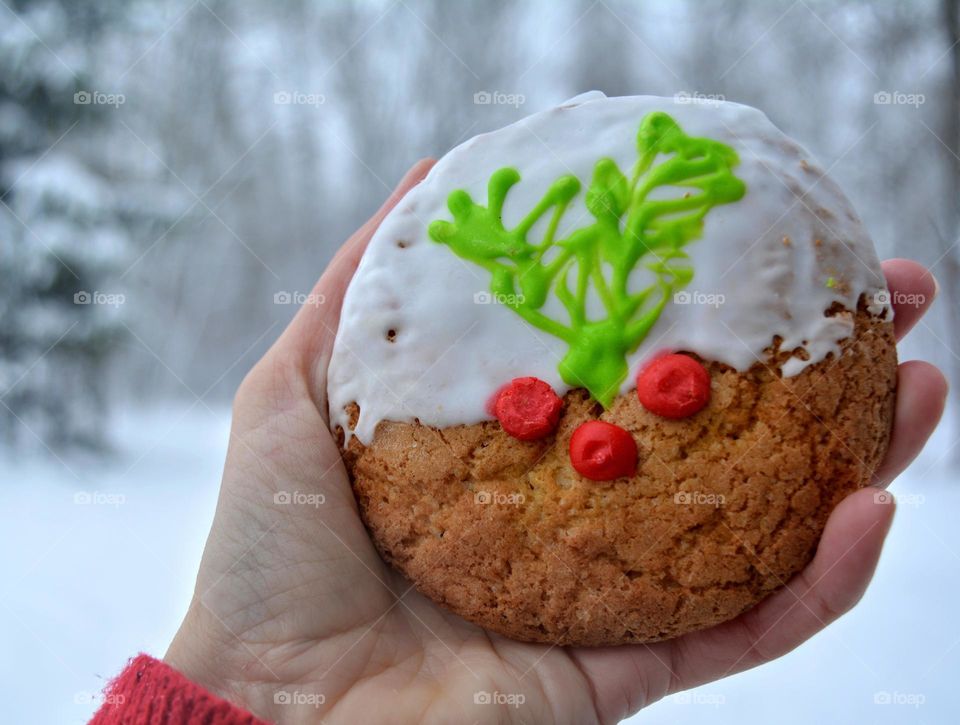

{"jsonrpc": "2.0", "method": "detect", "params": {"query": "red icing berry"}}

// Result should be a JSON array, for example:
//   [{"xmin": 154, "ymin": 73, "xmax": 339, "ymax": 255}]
[
  {"xmin": 485, "ymin": 382, "xmax": 509, "ymax": 417},
  {"xmin": 494, "ymin": 377, "xmax": 562, "ymax": 440},
  {"xmin": 636, "ymin": 353, "xmax": 711, "ymax": 419},
  {"xmin": 569, "ymin": 421, "xmax": 637, "ymax": 481}
]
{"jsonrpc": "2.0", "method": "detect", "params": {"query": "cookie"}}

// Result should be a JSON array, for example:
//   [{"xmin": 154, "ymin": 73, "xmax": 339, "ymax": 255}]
[{"xmin": 327, "ymin": 92, "xmax": 897, "ymax": 645}]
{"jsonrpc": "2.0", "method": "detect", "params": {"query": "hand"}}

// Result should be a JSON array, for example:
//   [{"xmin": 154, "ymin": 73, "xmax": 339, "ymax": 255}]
[{"xmin": 165, "ymin": 159, "xmax": 948, "ymax": 724}]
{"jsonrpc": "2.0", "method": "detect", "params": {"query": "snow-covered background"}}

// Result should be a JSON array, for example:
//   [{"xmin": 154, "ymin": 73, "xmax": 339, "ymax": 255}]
[
  {"xmin": 1, "ymin": 410, "xmax": 957, "ymax": 724},
  {"xmin": 2, "ymin": 0, "xmax": 959, "ymax": 723}
]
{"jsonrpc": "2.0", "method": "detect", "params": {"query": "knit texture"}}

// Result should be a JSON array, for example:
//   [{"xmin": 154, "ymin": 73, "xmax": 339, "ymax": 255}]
[{"xmin": 89, "ymin": 654, "xmax": 268, "ymax": 725}]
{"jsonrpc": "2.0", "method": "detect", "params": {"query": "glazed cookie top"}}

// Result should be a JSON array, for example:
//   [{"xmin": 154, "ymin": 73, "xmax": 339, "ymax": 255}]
[{"xmin": 328, "ymin": 92, "xmax": 890, "ymax": 445}]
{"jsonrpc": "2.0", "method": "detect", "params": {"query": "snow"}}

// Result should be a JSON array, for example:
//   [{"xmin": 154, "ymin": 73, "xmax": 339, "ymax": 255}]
[
  {"xmin": 6, "ymin": 154, "xmax": 115, "ymax": 219},
  {"xmin": 0, "ymin": 405, "xmax": 957, "ymax": 724},
  {"xmin": 0, "ymin": 405, "xmax": 229, "ymax": 725}
]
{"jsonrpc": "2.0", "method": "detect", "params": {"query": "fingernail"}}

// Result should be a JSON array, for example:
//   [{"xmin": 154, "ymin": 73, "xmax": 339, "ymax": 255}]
[{"xmin": 394, "ymin": 159, "xmax": 433, "ymax": 193}]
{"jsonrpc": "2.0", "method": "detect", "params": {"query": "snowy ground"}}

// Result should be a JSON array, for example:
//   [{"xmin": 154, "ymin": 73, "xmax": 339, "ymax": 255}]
[
  {"xmin": 0, "ymin": 405, "xmax": 230, "ymax": 725},
  {"xmin": 0, "ymin": 405, "xmax": 957, "ymax": 724}
]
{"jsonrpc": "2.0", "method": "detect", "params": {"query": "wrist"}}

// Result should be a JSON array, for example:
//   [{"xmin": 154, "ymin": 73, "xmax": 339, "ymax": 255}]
[
  {"xmin": 165, "ymin": 599, "xmax": 242, "ymax": 705},
  {"xmin": 165, "ymin": 598, "xmax": 305, "ymax": 722}
]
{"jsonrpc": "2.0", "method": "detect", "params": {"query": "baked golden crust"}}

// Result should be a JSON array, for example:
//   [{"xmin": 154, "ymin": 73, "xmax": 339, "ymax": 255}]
[{"xmin": 337, "ymin": 307, "xmax": 897, "ymax": 646}]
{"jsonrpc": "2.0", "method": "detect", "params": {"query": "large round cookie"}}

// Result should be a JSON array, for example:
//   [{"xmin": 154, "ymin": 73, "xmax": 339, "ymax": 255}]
[{"xmin": 327, "ymin": 92, "xmax": 897, "ymax": 645}]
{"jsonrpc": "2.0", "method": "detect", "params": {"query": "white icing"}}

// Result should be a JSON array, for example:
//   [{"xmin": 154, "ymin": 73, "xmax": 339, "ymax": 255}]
[{"xmin": 328, "ymin": 93, "xmax": 890, "ymax": 444}]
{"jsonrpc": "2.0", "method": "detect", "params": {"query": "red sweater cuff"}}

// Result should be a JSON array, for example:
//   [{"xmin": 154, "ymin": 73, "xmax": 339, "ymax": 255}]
[{"xmin": 89, "ymin": 654, "xmax": 270, "ymax": 725}]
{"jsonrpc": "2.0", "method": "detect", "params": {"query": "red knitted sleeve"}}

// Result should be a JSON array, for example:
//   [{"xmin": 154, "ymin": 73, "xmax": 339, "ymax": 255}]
[{"xmin": 89, "ymin": 654, "xmax": 269, "ymax": 725}]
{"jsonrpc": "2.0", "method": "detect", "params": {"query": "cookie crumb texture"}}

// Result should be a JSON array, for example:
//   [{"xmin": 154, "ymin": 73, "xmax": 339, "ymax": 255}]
[{"xmin": 339, "ymin": 309, "xmax": 896, "ymax": 646}]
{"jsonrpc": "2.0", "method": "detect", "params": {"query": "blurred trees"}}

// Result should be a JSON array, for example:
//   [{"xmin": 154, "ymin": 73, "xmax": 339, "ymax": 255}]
[
  {"xmin": 939, "ymin": 0, "xmax": 959, "ymax": 435},
  {"xmin": 0, "ymin": 1, "xmax": 144, "ymax": 448},
  {"xmin": 0, "ymin": 0, "xmax": 957, "ymax": 450}
]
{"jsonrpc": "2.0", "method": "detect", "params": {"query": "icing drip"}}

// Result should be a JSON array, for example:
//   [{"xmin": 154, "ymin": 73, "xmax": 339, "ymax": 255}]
[{"xmin": 327, "ymin": 93, "xmax": 890, "ymax": 444}]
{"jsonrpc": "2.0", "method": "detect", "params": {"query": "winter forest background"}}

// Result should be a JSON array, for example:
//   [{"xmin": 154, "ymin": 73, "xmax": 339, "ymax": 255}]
[
  {"xmin": 2, "ymin": 0, "xmax": 959, "ymax": 451},
  {"xmin": 1, "ymin": 1, "xmax": 959, "ymax": 723}
]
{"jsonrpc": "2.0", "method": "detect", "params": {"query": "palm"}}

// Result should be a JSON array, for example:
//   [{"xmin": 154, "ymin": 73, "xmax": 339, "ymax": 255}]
[{"xmin": 166, "ymin": 161, "xmax": 947, "ymax": 724}]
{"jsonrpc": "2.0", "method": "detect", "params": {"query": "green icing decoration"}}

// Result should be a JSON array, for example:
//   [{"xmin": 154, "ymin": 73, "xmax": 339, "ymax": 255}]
[{"xmin": 428, "ymin": 111, "xmax": 746, "ymax": 406}]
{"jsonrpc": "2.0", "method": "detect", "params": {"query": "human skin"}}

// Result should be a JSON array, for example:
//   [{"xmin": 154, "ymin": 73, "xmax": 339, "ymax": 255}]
[{"xmin": 165, "ymin": 159, "xmax": 948, "ymax": 724}]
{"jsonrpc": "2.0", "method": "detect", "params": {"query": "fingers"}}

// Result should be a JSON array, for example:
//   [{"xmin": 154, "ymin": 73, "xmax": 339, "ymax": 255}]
[
  {"xmin": 573, "ymin": 260, "xmax": 944, "ymax": 721},
  {"xmin": 873, "ymin": 360, "xmax": 949, "ymax": 487},
  {"xmin": 678, "ymin": 487, "xmax": 894, "ymax": 681},
  {"xmin": 872, "ymin": 260, "xmax": 948, "ymax": 483},
  {"xmin": 572, "ymin": 488, "xmax": 895, "ymax": 721},
  {"xmin": 881, "ymin": 259, "xmax": 938, "ymax": 341},
  {"xmin": 673, "ymin": 487, "xmax": 893, "ymax": 694}
]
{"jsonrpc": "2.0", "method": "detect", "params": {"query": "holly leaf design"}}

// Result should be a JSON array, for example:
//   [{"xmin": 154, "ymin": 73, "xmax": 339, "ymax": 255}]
[{"xmin": 428, "ymin": 111, "xmax": 746, "ymax": 406}]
